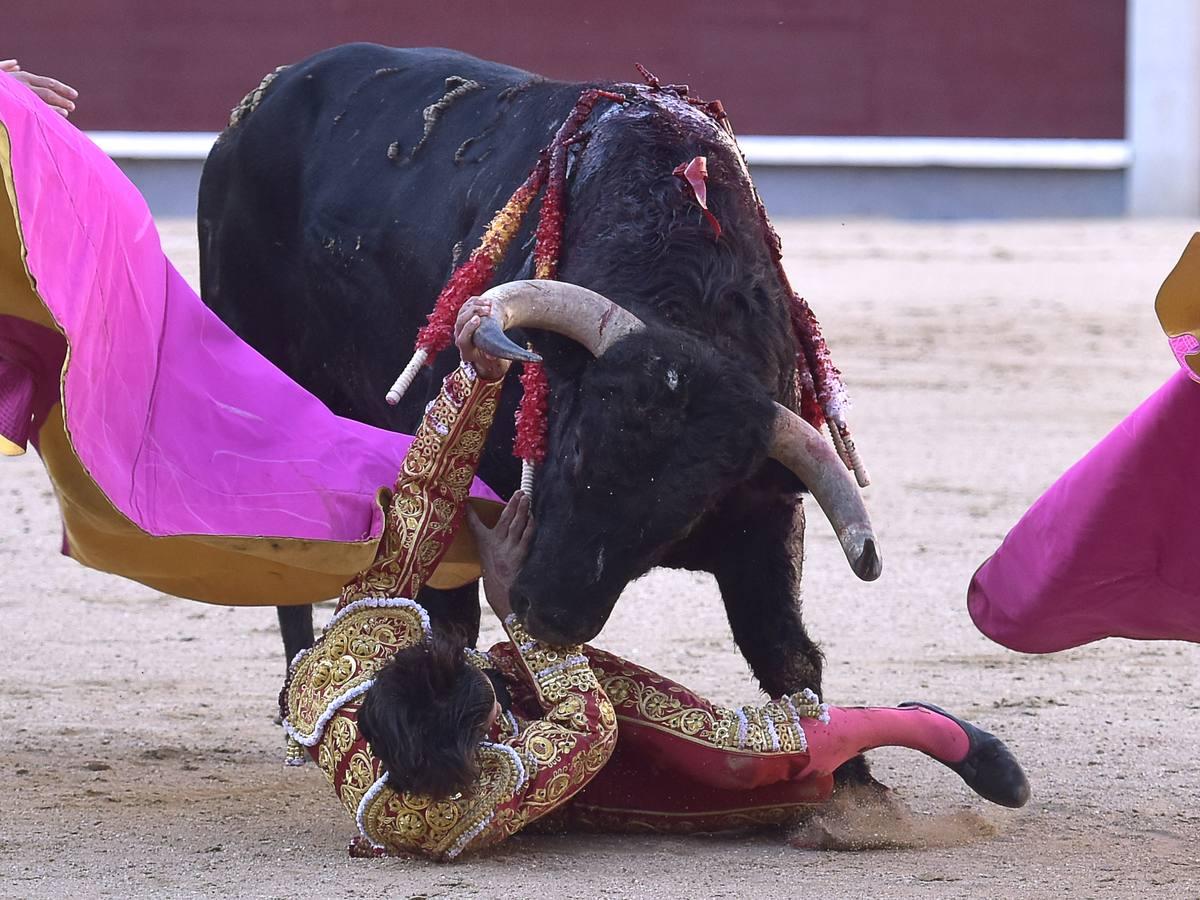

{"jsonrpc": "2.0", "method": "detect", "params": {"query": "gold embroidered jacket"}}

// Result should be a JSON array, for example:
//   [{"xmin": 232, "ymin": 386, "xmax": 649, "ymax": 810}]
[{"xmin": 282, "ymin": 363, "xmax": 617, "ymax": 860}]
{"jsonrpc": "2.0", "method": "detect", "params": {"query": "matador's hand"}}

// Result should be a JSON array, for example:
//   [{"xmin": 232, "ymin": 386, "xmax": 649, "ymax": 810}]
[
  {"xmin": 455, "ymin": 296, "xmax": 511, "ymax": 382},
  {"xmin": 467, "ymin": 492, "xmax": 533, "ymax": 621}
]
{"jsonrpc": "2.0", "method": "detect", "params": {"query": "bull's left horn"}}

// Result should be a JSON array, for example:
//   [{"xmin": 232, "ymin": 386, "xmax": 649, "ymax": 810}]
[
  {"xmin": 769, "ymin": 403, "xmax": 881, "ymax": 582},
  {"xmin": 472, "ymin": 280, "xmax": 645, "ymax": 361}
]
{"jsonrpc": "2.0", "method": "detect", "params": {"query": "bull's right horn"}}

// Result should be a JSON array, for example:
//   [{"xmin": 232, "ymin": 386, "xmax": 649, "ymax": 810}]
[
  {"xmin": 472, "ymin": 280, "xmax": 645, "ymax": 360},
  {"xmin": 769, "ymin": 403, "xmax": 882, "ymax": 582}
]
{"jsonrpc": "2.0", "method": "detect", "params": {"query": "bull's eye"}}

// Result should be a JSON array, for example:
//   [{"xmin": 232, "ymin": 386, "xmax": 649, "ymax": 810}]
[{"xmin": 591, "ymin": 546, "xmax": 606, "ymax": 584}]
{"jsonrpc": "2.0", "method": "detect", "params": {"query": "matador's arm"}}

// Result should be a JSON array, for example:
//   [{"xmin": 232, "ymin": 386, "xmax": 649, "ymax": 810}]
[{"xmin": 338, "ymin": 362, "xmax": 502, "ymax": 609}]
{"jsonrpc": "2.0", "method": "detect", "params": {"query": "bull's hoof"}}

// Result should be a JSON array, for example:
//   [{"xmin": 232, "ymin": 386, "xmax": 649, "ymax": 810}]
[
  {"xmin": 832, "ymin": 753, "xmax": 890, "ymax": 793},
  {"xmin": 792, "ymin": 776, "xmax": 908, "ymax": 850},
  {"xmin": 900, "ymin": 701, "xmax": 1031, "ymax": 809}
]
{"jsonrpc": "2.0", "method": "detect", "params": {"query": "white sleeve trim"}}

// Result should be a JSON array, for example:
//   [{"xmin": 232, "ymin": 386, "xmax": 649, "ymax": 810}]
[
  {"xmin": 323, "ymin": 596, "xmax": 433, "ymax": 639},
  {"xmin": 354, "ymin": 772, "xmax": 391, "ymax": 851},
  {"xmin": 283, "ymin": 678, "xmax": 376, "ymax": 748}
]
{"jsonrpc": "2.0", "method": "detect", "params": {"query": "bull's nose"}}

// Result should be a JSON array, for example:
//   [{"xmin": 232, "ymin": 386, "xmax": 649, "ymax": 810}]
[{"xmin": 523, "ymin": 606, "xmax": 597, "ymax": 646}]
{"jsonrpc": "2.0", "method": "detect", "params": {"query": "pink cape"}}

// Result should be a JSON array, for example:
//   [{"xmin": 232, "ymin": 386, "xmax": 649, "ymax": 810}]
[
  {"xmin": 0, "ymin": 75, "xmax": 499, "ymax": 605},
  {"xmin": 968, "ymin": 369, "xmax": 1200, "ymax": 652}
]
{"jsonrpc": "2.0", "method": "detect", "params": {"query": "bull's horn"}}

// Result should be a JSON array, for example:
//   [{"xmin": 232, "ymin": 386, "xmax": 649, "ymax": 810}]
[
  {"xmin": 769, "ymin": 403, "xmax": 882, "ymax": 582},
  {"xmin": 472, "ymin": 280, "xmax": 645, "ymax": 361}
]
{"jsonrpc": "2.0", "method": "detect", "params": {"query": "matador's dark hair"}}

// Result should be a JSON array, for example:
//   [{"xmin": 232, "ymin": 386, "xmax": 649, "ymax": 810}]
[{"xmin": 357, "ymin": 628, "xmax": 495, "ymax": 800}]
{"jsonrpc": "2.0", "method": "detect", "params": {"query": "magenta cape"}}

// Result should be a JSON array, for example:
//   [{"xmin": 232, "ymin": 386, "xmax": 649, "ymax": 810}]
[
  {"xmin": 968, "ymin": 369, "xmax": 1200, "ymax": 652},
  {"xmin": 0, "ymin": 76, "xmax": 499, "ymax": 605}
]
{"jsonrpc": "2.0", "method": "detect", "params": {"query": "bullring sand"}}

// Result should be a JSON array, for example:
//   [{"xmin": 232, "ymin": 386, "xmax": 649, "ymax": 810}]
[{"xmin": 2, "ymin": 218, "xmax": 1197, "ymax": 898}]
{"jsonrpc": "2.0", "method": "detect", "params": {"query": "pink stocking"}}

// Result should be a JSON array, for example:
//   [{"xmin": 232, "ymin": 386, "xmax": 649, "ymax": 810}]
[{"xmin": 800, "ymin": 706, "xmax": 970, "ymax": 780}]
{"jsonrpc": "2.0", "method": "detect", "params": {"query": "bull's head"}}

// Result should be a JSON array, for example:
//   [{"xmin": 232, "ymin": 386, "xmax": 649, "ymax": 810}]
[{"xmin": 474, "ymin": 280, "xmax": 879, "ymax": 644}]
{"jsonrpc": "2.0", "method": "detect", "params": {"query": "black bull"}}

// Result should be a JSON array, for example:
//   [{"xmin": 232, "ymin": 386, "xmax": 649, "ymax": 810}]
[{"xmin": 198, "ymin": 44, "xmax": 877, "ymax": 702}]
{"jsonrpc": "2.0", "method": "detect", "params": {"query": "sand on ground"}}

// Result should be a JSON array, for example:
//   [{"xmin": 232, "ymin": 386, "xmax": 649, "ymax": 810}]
[{"xmin": 2, "ymin": 218, "xmax": 1198, "ymax": 899}]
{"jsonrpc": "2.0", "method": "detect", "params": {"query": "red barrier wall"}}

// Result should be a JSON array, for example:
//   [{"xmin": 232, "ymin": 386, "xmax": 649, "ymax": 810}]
[{"xmin": 6, "ymin": 0, "xmax": 1125, "ymax": 137}]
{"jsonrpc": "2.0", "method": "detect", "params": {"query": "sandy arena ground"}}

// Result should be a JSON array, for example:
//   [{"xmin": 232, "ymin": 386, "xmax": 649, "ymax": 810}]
[{"xmin": 3, "ymin": 218, "xmax": 1199, "ymax": 898}]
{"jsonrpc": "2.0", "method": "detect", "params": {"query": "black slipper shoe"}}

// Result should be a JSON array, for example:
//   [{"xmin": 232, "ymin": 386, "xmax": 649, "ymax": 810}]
[{"xmin": 900, "ymin": 701, "xmax": 1031, "ymax": 809}]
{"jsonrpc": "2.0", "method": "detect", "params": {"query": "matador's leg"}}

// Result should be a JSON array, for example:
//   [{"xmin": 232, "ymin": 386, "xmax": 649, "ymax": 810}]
[{"xmin": 564, "ymin": 650, "xmax": 1028, "ymax": 834}]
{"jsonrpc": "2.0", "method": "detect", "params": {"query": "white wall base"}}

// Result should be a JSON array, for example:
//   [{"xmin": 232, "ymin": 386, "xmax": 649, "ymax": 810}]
[
  {"xmin": 111, "ymin": 157, "xmax": 1127, "ymax": 222},
  {"xmin": 96, "ymin": 131, "xmax": 1131, "ymax": 220}
]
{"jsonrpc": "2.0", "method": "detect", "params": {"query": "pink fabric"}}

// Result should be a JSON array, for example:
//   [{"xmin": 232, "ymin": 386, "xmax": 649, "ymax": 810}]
[
  {"xmin": 1168, "ymin": 332, "xmax": 1200, "ymax": 379},
  {"xmin": 0, "ymin": 76, "xmax": 499, "ymax": 543},
  {"xmin": 0, "ymin": 355, "xmax": 34, "ymax": 449},
  {"xmin": 0, "ymin": 314, "xmax": 64, "ymax": 451},
  {"xmin": 969, "ymin": 369, "xmax": 1200, "ymax": 652}
]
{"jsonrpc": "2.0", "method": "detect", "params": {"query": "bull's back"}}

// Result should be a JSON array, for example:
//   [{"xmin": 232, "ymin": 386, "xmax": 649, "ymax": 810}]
[{"xmin": 199, "ymin": 44, "xmax": 585, "ymax": 428}]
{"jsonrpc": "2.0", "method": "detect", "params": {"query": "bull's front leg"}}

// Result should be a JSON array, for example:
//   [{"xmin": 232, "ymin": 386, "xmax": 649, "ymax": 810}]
[
  {"xmin": 415, "ymin": 581, "xmax": 483, "ymax": 648},
  {"xmin": 274, "ymin": 604, "xmax": 316, "ymax": 724},
  {"xmin": 710, "ymin": 496, "xmax": 824, "ymax": 699},
  {"xmin": 710, "ymin": 494, "xmax": 882, "ymax": 791},
  {"xmin": 277, "ymin": 605, "xmax": 315, "ymax": 671}
]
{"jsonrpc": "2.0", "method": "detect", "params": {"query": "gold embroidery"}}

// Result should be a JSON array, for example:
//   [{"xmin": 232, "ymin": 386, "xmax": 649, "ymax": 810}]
[
  {"xmin": 519, "ymin": 734, "xmax": 613, "ymax": 820},
  {"xmin": 362, "ymin": 743, "xmax": 525, "ymax": 857},
  {"xmin": 340, "ymin": 366, "xmax": 501, "ymax": 607},
  {"xmin": 317, "ymin": 741, "xmax": 335, "ymax": 778},
  {"xmin": 339, "ymin": 746, "xmax": 377, "ymax": 815},
  {"xmin": 463, "ymin": 648, "xmax": 492, "ymax": 671},
  {"xmin": 287, "ymin": 349, "xmax": 628, "ymax": 861},
  {"xmin": 285, "ymin": 365, "xmax": 543, "ymax": 861},
  {"xmin": 328, "ymin": 715, "xmax": 357, "ymax": 755},
  {"xmin": 287, "ymin": 367, "xmax": 502, "ymax": 742},
  {"xmin": 502, "ymin": 619, "xmax": 596, "ymax": 706},
  {"xmin": 588, "ymin": 651, "xmax": 819, "ymax": 755},
  {"xmin": 285, "ymin": 604, "xmax": 429, "ymax": 740}
]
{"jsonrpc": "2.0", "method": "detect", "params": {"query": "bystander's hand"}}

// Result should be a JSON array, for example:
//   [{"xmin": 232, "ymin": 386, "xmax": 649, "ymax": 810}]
[{"xmin": 1, "ymin": 60, "xmax": 77, "ymax": 117}]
